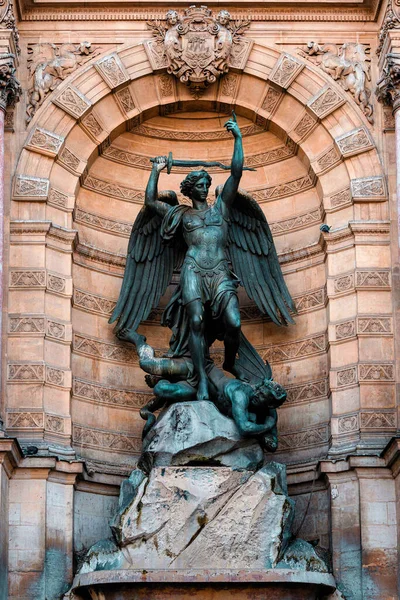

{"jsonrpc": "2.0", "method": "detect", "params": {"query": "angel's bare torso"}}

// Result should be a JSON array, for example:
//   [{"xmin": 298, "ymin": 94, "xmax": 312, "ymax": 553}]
[{"xmin": 183, "ymin": 200, "xmax": 228, "ymax": 269}]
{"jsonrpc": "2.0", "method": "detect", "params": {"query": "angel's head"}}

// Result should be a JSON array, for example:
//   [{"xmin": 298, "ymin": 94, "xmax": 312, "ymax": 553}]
[
  {"xmin": 166, "ymin": 10, "xmax": 179, "ymax": 26},
  {"xmin": 252, "ymin": 378, "xmax": 287, "ymax": 409},
  {"xmin": 180, "ymin": 170, "xmax": 212, "ymax": 205},
  {"xmin": 217, "ymin": 10, "xmax": 231, "ymax": 26}
]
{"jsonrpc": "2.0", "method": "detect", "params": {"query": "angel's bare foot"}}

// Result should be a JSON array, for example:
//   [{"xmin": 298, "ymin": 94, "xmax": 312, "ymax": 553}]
[
  {"xmin": 117, "ymin": 329, "xmax": 146, "ymax": 348},
  {"xmin": 223, "ymin": 361, "xmax": 250, "ymax": 382},
  {"xmin": 197, "ymin": 379, "xmax": 209, "ymax": 401}
]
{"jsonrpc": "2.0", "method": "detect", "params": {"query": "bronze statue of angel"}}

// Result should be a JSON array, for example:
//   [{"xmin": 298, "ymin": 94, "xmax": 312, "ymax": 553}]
[{"xmin": 109, "ymin": 112, "xmax": 296, "ymax": 403}]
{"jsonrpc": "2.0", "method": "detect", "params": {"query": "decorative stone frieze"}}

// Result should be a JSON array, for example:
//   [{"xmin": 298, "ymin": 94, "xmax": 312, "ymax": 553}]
[
  {"xmin": 294, "ymin": 286, "xmax": 327, "ymax": 313},
  {"xmin": 9, "ymin": 269, "xmax": 46, "ymax": 288},
  {"xmin": 81, "ymin": 173, "xmax": 144, "ymax": 202},
  {"xmin": 334, "ymin": 319, "xmax": 356, "ymax": 341},
  {"xmin": 7, "ymin": 362, "xmax": 45, "ymax": 382},
  {"xmin": 301, "ymin": 42, "xmax": 373, "ymax": 123},
  {"xmin": 278, "ymin": 424, "xmax": 329, "ymax": 451},
  {"xmin": 259, "ymin": 85, "xmax": 283, "ymax": 116},
  {"xmin": 350, "ymin": 176, "xmax": 387, "ymax": 201},
  {"xmin": 130, "ymin": 121, "xmax": 264, "ymax": 141},
  {"xmin": 313, "ymin": 145, "xmax": 341, "ymax": 175},
  {"xmin": 48, "ymin": 188, "xmax": 71, "ymax": 210},
  {"xmin": 338, "ymin": 414, "xmax": 359, "ymax": 434},
  {"xmin": 12, "ymin": 175, "xmax": 49, "ymax": 201},
  {"xmin": 73, "ymin": 378, "xmax": 150, "ymax": 409},
  {"xmin": 47, "ymin": 272, "xmax": 67, "ymax": 294},
  {"xmin": 72, "ymin": 423, "xmax": 141, "ymax": 453},
  {"xmin": 46, "ymin": 365, "xmax": 68, "ymax": 387},
  {"xmin": 333, "ymin": 272, "xmax": 354, "ymax": 294},
  {"xmin": 326, "ymin": 188, "xmax": 352, "ymax": 211},
  {"xmin": 57, "ymin": 146, "xmax": 84, "ymax": 175},
  {"xmin": 262, "ymin": 332, "xmax": 328, "ymax": 363},
  {"xmin": 74, "ymin": 207, "xmax": 132, "ymax": 237},
  {"xmin": 6, "ymin": 411, "xmax": 44, "ymax": 428},
  {"xmin": 95, "ymin": 53, "xmax": 129, "ymax": 89},
  {"xmin": 8, "ymin": 315, "xmax": 45, "ymax": 335},
  {"xmin": 357, "ymin": 316, "xmax": 393, "ymax": 335},
  {"xmin": 307, "ymin": 85, "xmax": 345, "ymax": 119},
  {"xmin": 25, "ymin": 127, "xmax": 64, "ymax": 157},
  {"xmin": 73, "ymin": 333, "xmax": 137, "ymax": 364},
  {"xmin": 285, "ymin": 378, "xmax": 328, "ymax": 405},
  {"xmin": 248, "ymin": 172, "xmax": 316, "ymax": 203},
  {"xmin": 53, "ymin": 84, "xmax": 91, "ymax": 118},
  {"xmin": 73, "ymin": 288, "xmax": 116, "ymax": 316},
  {"xmin": 80, "ymin": 112, "xmax": 105, "ymax": 142},
  {"xmin": 335, "ymin": 366, "xmax": 358, "ymax": 388},
  {"xmin": 355, "ymin": 270, "xmax": 391, "ymax": 289},
  {"xmin": 358, "ymin": 363, "xmax": 395, "ymax": 382},
  {"xmin": 114, "ymin": 86, "xmax": 136, "ymax": 115},
  {"xmin": 335, "ymin": 127, "xmax": 374, "ymax": 158},
  {"xmin": 45, "ymin": 413, "xmax": 66, "ymax": 434},
  {"xmin": 270, "ymin": 205, "xmax": 323, "ymax": 236},
  {"xmin": 289, "ymin": 111, "xmax": 318, "ymax": 142},
  {"xmin": 360, "ymin": 411, "xmax": 397, "ymax": 429}
]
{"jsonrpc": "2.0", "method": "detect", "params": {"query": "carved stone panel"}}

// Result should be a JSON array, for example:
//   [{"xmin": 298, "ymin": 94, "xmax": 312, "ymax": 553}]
[
  {"xmin": 350, "ymin": 176, "xmax": 387, "ymax": 202},
  {"xmin": 80, "ymin": 112, "xmax": 105, "ymax": 142},
  {"xmin": 355, "ymin": 270, "xmax": 390, "ymax": 289},
  {"xmin": 338, "ymin": 414, "xmax": 359, "ymax": 434},
  {"xmin": 114, "ymin": 87, "xmax": 136, "ymax": 115},
  {"xmin": 307, "ymin": 85, "xmax": 345, "ymax": 119},
  {"xmin": 335, "ymin": 127, "xmax": 374, "ymax": 158},
  {"xmin": 25, "ymin": 127, "xmax": 64, "ymax": 157},
  {"xmin": 269, "ymin": 53, "xmax": 304, "ymax": 89},
  {"xmin": 13, "ymin": 175, "xmax": 50, "ymax": 201},
  {"xmin": 53, "ymin": 84, "xmax": 91, "ymax": 119},
  {"xmin": 360, "ymin": 411, "xmax": 396, "ymax": 429},
  {"xmin": 358, "ymin": 364, "xmax": 395, "ymax": 382},
  {"xmin": 259, "ymin": 85, "xmax": 283, "ymax": 117},
  {"xmin": 95, "ymin": 53, "xmax": 130, "ymax": 89}
]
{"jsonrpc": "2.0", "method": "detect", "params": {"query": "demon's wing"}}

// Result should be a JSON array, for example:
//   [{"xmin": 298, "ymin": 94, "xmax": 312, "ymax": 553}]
[{"xmin": 109, "ymin": 191, "xmax": 185, "ymax": 334}]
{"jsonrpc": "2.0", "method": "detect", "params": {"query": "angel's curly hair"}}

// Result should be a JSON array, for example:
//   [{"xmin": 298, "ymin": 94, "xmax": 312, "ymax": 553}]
[{"xmin": 180, "ymin": 170, "xmax": 212, "ymax": 199}]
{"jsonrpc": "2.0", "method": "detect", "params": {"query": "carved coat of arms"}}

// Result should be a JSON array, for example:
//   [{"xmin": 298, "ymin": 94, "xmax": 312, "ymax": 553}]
[{"xmin": 146, "ymin": 6, "xmax": 250, "ymax": 96}]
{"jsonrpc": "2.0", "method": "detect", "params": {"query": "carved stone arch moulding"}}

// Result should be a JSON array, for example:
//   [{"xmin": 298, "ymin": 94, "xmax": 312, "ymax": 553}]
[
  {"xmin": 8, "ymin": 40, "xmax": 391, "ymax": 458},
  {"xmin": 13, "ymin": 41, "xmax": 385, "ymax": 218}
]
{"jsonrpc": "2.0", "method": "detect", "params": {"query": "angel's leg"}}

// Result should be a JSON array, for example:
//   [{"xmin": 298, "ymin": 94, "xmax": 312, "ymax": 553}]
[
  {"xmin": 186, "ymin": 300, "xmax": 209, "ymax": 401},
  {"xmin": 222, "ymin": 295, "xmax": 244, "ymax": 378}
]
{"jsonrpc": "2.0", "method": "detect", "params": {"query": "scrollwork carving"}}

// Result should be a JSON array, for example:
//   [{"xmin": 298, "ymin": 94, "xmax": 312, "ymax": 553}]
[{"xmin": 0, "ymin": 53, "xmax": 21, "ymax": 112}]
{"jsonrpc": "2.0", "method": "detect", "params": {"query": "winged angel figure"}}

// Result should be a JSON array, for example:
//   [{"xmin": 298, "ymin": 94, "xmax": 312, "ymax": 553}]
[{"xmin": 110, "ymin": 114, "xmax": 296, "ymax": 419}]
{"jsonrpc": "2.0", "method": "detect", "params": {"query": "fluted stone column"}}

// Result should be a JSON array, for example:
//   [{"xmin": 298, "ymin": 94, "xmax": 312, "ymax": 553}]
[{"xmin": 0, "ymin": 52, "xmax": 20, "ymax": 432}]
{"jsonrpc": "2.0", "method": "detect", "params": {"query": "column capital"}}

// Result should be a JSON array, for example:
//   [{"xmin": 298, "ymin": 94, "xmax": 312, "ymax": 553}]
[
  {"xmin": 376, "ymin": 52, "xmax": 400, "ymax": 113},
  {"xmin": 0, "ymin": 52, "xmax": 20, "ymax": 113}
]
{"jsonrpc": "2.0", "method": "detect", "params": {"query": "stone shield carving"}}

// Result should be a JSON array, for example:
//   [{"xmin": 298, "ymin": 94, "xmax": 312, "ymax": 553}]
[{"xmin": 147, "ymin": 6, "xmax": 250, "ymax": 96}]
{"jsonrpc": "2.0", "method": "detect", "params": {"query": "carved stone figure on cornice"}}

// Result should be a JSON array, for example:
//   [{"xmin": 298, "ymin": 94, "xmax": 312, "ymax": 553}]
[
  {"xmin": 0, "ymin": 53, "xmax": 21, "ymax": 112},
  {"xmin": 0, "ymin": 0, "xmax": 20, "ymax": 56},
  {"xmin": 26, "ymin": 42, "xmax": 99, "ymax": 124},
  {"xmin": 300, "ymin": 42, "xmax": 373, "ymax": 123},
  {"xmin": 376, "ymin": 52, "xmax": 400, "ymax": 109},
  {"xmin": 147, "ymin": 5, "xmax": 250, "ymax": 97},
  {"xmin": 377, "ymin": 0, "xmax": 400, "ymax": 57}
]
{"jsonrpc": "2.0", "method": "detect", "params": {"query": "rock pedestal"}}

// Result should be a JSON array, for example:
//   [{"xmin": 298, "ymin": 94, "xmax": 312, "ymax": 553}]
[{"xmin": 68, "ymin": 402, "xmax": 336, "ymax": 599}]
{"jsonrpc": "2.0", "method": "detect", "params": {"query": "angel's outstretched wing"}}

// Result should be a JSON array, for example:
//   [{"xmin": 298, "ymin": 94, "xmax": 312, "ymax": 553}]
[
  {"xmin": 225, "ymin": 188, "xmax": 296, "ymax": 326},
  {"xmin": 235, "ymin": 332, "xmax": 272, "ymax": 385},
  {"xmin": 109, "ymin": 192, "xmax": 185, "ymax": 334}
]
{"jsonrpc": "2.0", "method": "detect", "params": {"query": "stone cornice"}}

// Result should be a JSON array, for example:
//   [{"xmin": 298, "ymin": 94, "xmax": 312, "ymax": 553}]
[{"xmin": 17, "ymin": 1, "xmax": 382, "ymax": 23}]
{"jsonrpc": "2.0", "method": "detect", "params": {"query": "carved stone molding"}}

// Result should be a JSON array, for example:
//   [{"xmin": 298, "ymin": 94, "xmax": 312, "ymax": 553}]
[
  {"xmin": 278, "ymin": 424, "xmax": 329, "ymax": 452},
  {"xmin": 333, "ymin": 272, "xmax": 354, "ymax": 295},
  {"xmin": 334, "ymin": 319, "xmax": 356, "ymax": 341},
  {"xmin": 9, "ymin": 269, "xmax": 46, "ymax": 288},
  {"xmin": 350, "ymin": 176, "xmax": 387, "ymax": 201},
  {"xmin": 80, "ymin": 112, "xmax": 105, "ymax": 142},
  {"xmin": 294, "ymin": 286, "xmax": 327, "ymax": 313},
  {"xmin": 301, "ymin": 42, "xmax": 373, "ymax": 123},
  {"xmin": 307, "ymin": 85, "xmax": 345, "ymax": 119},
  {"xmin": 357, "ymin": 316, "xmax": 393, "ymax": 335},
  {"xmin": 101, "ymin": 139, "xmax": 297, "ymax": 172},
  {"xmin": 270, "ymin": 205, "xmax": 323, "ymax": 236},
  {"xmin": 73, "ymin": 378, "xmax": 151, "ymax": 409},
  {"xmin": 73, "ymin": 424, "xmax": 141, "ymax": 454},
  {"xmin": 53, "ymin": 84, "xmax": 91, "ymax": 119},
  {"xmin": 74, "ymin": 207, "xmax": 132, "ymax": 237},
  {"xmin": 0, "ymin": 53, "xmax": 21, "ymax": 112},
  {"xmin": 7, "ymin": 362, "xmax": 45, "ymax": 382},
  {"xmin": 45, "ymin": 414, "xmax": 66, "ymax": 434},
  {"xmin": 335, "ymin": 127, "xmax": 374, "ymax": 158},
  {"xmin": 313, "ymin": 145, "xmax": 341, "ymax": 175},
  {"xmin": 47, "ymin": 272, "xmax": 68, "ymax": 295},
  {"xmin": 262, "ymin": 332, "xmax": 328, "ymax": 363},
  {"xmin": 285, "ymin": 378, "xmax": 328, "ymax": 405},
  {"xmin": 95, "ymin": 53, "xmax": 130, "ymax": 89},
  {"xmin": 73, "ymin": 333, "xmax": 137, "ymax": 364},
  {"xmin": 360, "ymin": 411, "xmax": 397, "ymax": 429},
  {"xmin": 73, "ymin": 288, "xmax": 116, "ymax": 316},
  {"xmin": 326, "ymin": 188, "xmax": 352, "ymax": 211},
  {"xmin": 6, "ymin": 411, "xmax": 44, "ymax": 429},
  {"xmin": 269, "ymin": 53, "xmax": 304, "ymax": 89},
  {"xmin": 8, "ymin": 315, "xmax": 45, "ymax": 335},
  {"xmin": 25, "ymin": 127, "xmax": 64, "ymax": 157},
  {"xmin": 338, "ymin": 414, "xmax": 359, "ymax": 434},
  {"xmin": 290, "ymin": 111, "xmax": 318, "ymax": 142},
  {"xmin": 48, "ymin": 188, "xmax": 71, "ymax": 210},
  {"xmin": 81, "ymin": 173, "xmax": 144, "ymax": 203},
  {"xmin": 355, "ymin": 270, "xmax": 391, "ymax": 289},
  {"xmin": 114, "ymin": 86, "xmax": 136, "ymax": 115},
  {"xmin": 12, "ymin": 175, "xmax": 49, "ymax": 201},
  {"xmin": 46, "ymin": 365, "xmax": 69, "ymax": 388},
  {"xmin": 131, "ymin": 121, "xmax": 264, "ymax": 141},
  {"xmin": 259, "ymin": 85, "xmax": 283, "ymax": 117},
  {"xmin": 358, "ymin": 363, "xmax": 395, "ymax": 382},
  {"xmin": 335, "ymin": 366, "xmax": 358, "ymax": 388},
  {"xmin": 27, "ymin": 43, "xmax": 98, "ymax": 122}
]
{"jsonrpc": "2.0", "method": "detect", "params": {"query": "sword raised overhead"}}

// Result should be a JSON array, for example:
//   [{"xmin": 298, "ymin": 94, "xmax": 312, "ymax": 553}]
[{"xmin": 150, "ymin": 151, "xmax": 256, "ymax": 174}]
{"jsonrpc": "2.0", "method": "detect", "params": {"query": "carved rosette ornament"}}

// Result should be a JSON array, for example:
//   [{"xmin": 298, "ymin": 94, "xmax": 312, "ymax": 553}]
[
  {"xmin": 0, "ymin": 53, "xmax": 21, "ymax": 112},
  {"xmin": 146, "ymin": 6, "xmax": 250, "ymax": 97}
]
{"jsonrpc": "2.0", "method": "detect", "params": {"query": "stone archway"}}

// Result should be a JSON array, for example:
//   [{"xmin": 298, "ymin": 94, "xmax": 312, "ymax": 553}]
[{"xmin": 6, "ymin": 41, "xmax": 394, "ymax": 470}]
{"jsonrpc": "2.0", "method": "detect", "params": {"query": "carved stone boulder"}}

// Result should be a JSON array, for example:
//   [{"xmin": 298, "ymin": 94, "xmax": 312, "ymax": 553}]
[{"xmin": 139, "ymin": 400, "xmax": 264, "ymax": 472}]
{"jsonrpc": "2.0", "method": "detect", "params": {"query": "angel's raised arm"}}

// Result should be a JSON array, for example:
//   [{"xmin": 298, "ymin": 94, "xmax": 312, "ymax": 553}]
[
  {"xmin": 220, "ymin": 113, "xmax": 244, "ymax": 208},
  {"xmin": 145, "ymin": 156, "xmax": 172, "ymax": 218}
]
